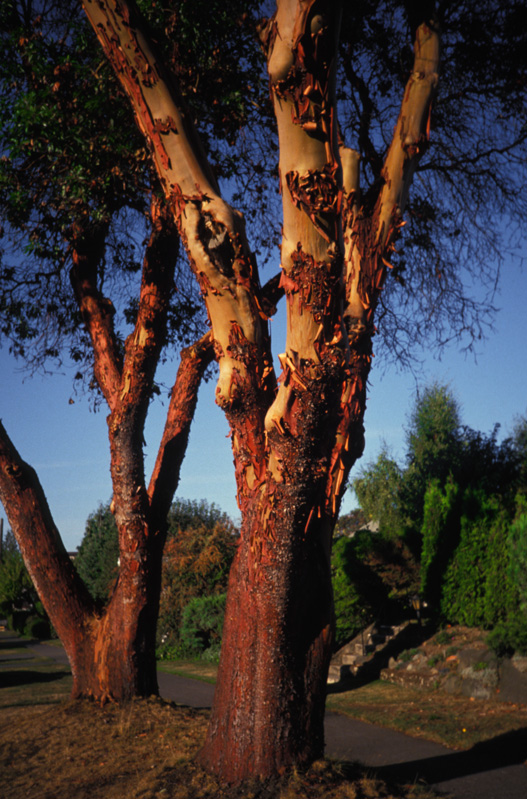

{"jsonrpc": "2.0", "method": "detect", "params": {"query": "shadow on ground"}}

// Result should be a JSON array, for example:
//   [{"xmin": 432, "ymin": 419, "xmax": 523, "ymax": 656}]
[
  {"xmin": 0, "ymin": 637, "xmax": 36, "ymax": 651},
  {"xmin": 0, "ymin": 669, "xmax": 71, "ymax": 689},
  {"xmin": 364, "ymin": 726, "xmax": 527, "ymax": 786}
]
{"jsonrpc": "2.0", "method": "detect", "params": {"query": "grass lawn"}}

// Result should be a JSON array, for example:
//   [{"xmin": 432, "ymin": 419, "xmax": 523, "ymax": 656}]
[{"xmin": 326, "ymin": 679, "xmax": 527, "ymax": 750}]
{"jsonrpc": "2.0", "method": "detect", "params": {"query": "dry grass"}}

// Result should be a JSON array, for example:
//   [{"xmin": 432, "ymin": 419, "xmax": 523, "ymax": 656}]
[
  {"xmin": 1, "ymin": 645, "xmax": 436, "ymax": 799},
  {"xmin": 1, "ymin": 698, "xmax": 435, "ymax": 799}
]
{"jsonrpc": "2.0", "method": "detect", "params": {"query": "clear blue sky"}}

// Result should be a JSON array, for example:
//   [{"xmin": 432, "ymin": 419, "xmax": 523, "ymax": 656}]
[{"xmin": 1, "ymin": 257, "xmax": 525, "ymax": 551}]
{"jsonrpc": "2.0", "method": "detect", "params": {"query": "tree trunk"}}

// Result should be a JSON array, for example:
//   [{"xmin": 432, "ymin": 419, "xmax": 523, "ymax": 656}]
[
  {"xmin": 68, "ymin": 545, "xmax": 162, "ymax": 700},
  {"xmin": 201, "ymin": 483, "xmax": 334, "ymax": 782},
  {"xmin": 80, "ymin": 0, "xmax": 439, "ymax": 779}
]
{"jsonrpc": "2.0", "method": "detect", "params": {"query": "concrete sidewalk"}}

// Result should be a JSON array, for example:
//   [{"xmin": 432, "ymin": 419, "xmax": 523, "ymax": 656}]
[{"xmin": 10, "ymin": 636, "xmax": 527, "ymax": 799}]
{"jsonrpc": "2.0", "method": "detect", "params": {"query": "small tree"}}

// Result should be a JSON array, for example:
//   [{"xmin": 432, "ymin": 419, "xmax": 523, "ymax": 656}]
[
  {"xmin": 353, "ymin": 451, "xmax": 404, "ymax": 538},
  {"xmin": 0, "ymin": 530, "xmax": 34, "ymax": 616},
  {"xmin": 75, "ymin": 504, "xmax": 120, "ymax": 602}
]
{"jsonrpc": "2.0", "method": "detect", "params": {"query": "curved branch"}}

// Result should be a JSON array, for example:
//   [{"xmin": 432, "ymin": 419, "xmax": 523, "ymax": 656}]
[
  {"xmin": 81, "ymin": 0, "xmax": 272, "ymax": 418},
  {"xmin": 119, "ymin": 196, "xmax": 179, "ymax": 414},
  {"xmin": 375, "ymin": 20, "xmax": 440, "ymax": 249}
]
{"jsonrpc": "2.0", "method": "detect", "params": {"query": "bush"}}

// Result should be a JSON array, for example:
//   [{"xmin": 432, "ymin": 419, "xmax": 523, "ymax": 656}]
[
  {"xmin": 7, "ymin": 610, "xmax": 29, "ymax": 634},
  {"xmin": 157, "ymin": 510, "xmax": 237, "ymax": 650},
  {"xmin": 508, "ymin": 511, "xmax": 527, "ymax": 613},
  {"xmin": 23, "ymin": 615, "xmax": 51, "ymax": 640},
  {"xmin": 420, "ymin": 477, "xmax": 460, "ymax": 609},
  {"xmin": 487, "ymin": 616, "xmax": 527, "ymax": 658},
  {"xmin": 178, "ymin": 593, "xmax": 227, "ymax": 659},
  {"xmin": 440, "ymin": 490, "xmax": 517, "ymax": 628},
  {"xmin": 331, "ymin": 534, "xmax": 389, "ymax": 648}
]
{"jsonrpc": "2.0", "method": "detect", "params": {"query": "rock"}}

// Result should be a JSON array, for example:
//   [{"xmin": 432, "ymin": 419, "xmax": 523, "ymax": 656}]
[{"xmin": 498, "ymin": 657, "xmax": 527, "ymax": 703}]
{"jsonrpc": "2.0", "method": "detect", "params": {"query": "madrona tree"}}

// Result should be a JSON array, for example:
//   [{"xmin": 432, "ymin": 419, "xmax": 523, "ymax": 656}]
[
  {"xmin": 0, "ymin": 0, "xmax": 264, "ymax": 701},
  {"xmin": 1, "ymin": 0, "xmax": 526, "ymax": 786},
  {"xmin": 77, "ymin": 0, "xmax": 526, "ymax": 784}
]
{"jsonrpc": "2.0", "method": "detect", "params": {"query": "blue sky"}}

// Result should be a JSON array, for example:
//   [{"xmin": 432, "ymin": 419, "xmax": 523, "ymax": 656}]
[{"xmin": 1, "ymin": 256, "xmax": 525, "ymax": 551}]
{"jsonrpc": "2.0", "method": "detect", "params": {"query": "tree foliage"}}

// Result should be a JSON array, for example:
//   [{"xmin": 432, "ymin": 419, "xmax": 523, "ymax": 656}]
[
  {"xmin": 353, "ymin": 383, "xmax": 527, "ymax": 636},
  {"xmin": 353, "ymin": 450, "xmax": 404, "ymax": 537},
  {"xmin": 158, "ymin": 503, "xmax": 237, "ymax": 654},
  {"xmin": 0, "ymin": 529, "xmax": 34, "ymax": 613},
  {"xmin": 74, "ymin": 504, "xmax": 120, "ymax": 602}
]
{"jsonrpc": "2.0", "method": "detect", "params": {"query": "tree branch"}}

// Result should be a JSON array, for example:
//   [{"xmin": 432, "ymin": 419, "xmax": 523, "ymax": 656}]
[
  {"xmin": 0, "ymin": 420, "xmax": 94, "ymax": 640},
  {"xmin": 119, "ymin": 196, "xmax": 179, "ymax": 415},
  {"xmin": 69, "ymin": 222, "xmax": 123, "ymax": 410},
  {"xmin": 148, "ymin": 331, "xmax": 214, "ymax": 519},
  {"xmin": 374, "ymin": 20, "xmax": 439, "ymax": 251},
  {"xmin": 263, "ymin": 0, "xmax": 346, "ymax": 442},
  {"xmin": 81, "ymin": 0, "xmax": 272, "ymax": 416}
]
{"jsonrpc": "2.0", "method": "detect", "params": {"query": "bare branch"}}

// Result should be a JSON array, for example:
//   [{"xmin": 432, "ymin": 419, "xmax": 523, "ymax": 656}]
[
  {"xmin": 375, "ymin": 20, "xmax": 440, "ymax": 249},
  {"xmin": 119, "ymin": 196, "xmax": 179, "ymax": 412},
  {"xmin": 0, "ymin": 420, "xmax": 94, "ymax": 642},
  {"xmin": 148, "ymin": 331, "xmax": 214, "ymax": 518},
  {"xmin": 69, "ymin": 222, "xmax": 123, "ymax": 410}
]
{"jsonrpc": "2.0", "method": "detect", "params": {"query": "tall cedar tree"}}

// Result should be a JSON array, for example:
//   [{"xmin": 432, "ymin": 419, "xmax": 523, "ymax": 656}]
[{"xmin": 0, "ymin": 0, "xmax": 526, "ymax": 786}]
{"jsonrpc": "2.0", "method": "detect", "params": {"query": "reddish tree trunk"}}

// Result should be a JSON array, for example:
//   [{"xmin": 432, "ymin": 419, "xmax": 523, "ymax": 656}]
[
  {"xmin": 80, "ymin": 0, "xmax": 439, "ymax": 780},
  {"xmin": 68, "ymin": 546, "xmax": 163, "ymax": 700},
  {"xmin": 201, "ymin": 489, "xmax": 334, "ymax": 782}
]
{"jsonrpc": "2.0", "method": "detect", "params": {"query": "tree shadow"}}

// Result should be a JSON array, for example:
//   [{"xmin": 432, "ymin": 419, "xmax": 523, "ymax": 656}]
[
  {"xmin": 0, "ymin": 669, "xmax": 70, "ymax": 688},
  {"xmin": 0, "ymin": 635, "xmax": 33, "ymax": 650},
  {"xmin": 339, "ymin": 726, "xmax": 527, "ymax": 788}
]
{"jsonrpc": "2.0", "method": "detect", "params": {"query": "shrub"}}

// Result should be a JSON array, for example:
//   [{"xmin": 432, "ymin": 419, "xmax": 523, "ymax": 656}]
[
  {"xmin": 434, "ymin": 630, "xmax": 453, "ymax": 645},
  {"xmin": 508, "ymin": 512, "xmax": 527, "ymax": 613},
  {"xmin": 179, "ymin": 593, "xmax": 227, "ymax": 659},
  {"xmin": 331, "ymin": 535, "xmax": 386, "ymax": 648},
  {"xmin": 420, "ymin": 477, "xmax": 460, "ymax": 610},
  {"xmin": 23, "ymin": 615, "xmax": 51, "ymax": 640},
  {"xmin": 487, "ymin": 616, "xmax": 527, "ymax": 658},
  {"xmin": 440, "ymin": 490, "xmax": 517, "ymax": 628},
  {"xmin": 7, "ymin": 610, "xmax": 29, "ymax": 634}
]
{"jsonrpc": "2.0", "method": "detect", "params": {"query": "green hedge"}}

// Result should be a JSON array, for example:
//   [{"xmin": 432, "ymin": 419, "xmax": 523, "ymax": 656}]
[{"xmin": 423, "ymin": 486, "xmax": 520, "ymax": 630}]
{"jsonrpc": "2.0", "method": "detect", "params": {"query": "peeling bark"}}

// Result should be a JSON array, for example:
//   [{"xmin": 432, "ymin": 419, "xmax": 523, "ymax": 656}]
[
  {"xmin": 76, "ymin": 0, "xmax": 439, "ymax": 780},
  {"xmin": 81, "ymin": 0, "xmax": 274, "ymax": 417}
]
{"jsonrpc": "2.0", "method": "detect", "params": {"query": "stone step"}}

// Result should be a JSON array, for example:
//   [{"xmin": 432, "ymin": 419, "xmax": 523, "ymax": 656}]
[{"xmin": 327, "ymin": 621, "xmax": 413, "ymax": 685}]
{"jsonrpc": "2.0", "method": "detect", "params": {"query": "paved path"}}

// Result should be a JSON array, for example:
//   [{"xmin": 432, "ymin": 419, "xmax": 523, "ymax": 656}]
[
  {"xmin": 4, "ymin": 634, "xmax": 526, "ymax": 799},
  {"xmin": 157, "ymin": 669, "xmax": 526, "ymax": 799}
]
